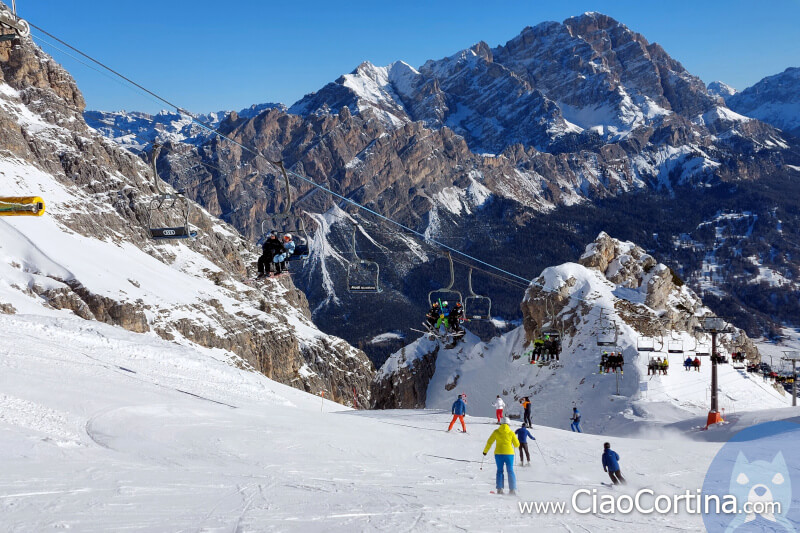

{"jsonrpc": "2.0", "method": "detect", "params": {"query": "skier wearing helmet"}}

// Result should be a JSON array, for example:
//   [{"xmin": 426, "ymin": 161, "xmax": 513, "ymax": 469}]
[
  {"xmin": 272, "ymin": 234, "xmax": 296, "ymax": 275},
  {"xmin": 448, "ymin": 301, "xmax": 465, "ymax": 337},
  {"xmin": 436, "ymin": 301, "xmax": 450, "ymax": 330}
]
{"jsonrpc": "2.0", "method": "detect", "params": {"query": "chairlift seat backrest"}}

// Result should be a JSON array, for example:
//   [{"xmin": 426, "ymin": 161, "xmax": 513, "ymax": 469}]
[
  {"xmin": 150, "ymin": 227, "xmax": 197, "ymax": 240},
  {"xmin": 464, "ymin": 295, "xmax": 491, "ymax": 320},
  {"xmin": 667, "ymin": 340, "xmax": 684, "ymax": 354}
]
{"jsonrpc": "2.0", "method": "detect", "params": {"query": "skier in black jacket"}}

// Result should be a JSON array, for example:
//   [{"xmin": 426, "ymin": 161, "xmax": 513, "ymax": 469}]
[{"xmin": 258, "ymin": 232, "xmax": 284, "ymax": 277}]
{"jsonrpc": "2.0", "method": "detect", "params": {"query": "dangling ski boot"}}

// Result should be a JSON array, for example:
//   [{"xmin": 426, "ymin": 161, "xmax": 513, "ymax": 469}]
[
  {"xmin": 509, "ymin": 490, "xmax": 517, "ymax": 496},
  {"xmin": 496, "ymin": 488, "xmax": 504, "ymax": 495}
]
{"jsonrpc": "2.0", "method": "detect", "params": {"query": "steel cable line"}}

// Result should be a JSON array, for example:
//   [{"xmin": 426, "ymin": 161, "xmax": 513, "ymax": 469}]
[
  {"xmin": 30, "ymin": 22, "xmax": 716, "ymax": 325},
  {"xmin": 29, "ymin": 21, "xmax": 534, "ymax": 286},
  {"xmin": 26, "ymin": 24, "xmax": 724, "ymax": 351}
]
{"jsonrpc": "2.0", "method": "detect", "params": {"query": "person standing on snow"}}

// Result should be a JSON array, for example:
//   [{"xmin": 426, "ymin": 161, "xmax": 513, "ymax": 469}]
[
  {"xmin": 447, "ymin": 394, "xmax": 467, "ymax": 433},
  {"xmin": 570, "ymin": 407, "xmax": 582, "ymax": 433},
  {"xmin": 602, "ymin": 442, "xmax": 626, "ymax": 485},
  {"xmin": 493, "ymin": 395, "xmax": 506, "ymax": 423},
  {"xmin": 515, "ymin": 423, "xmax": 536, "ymax": 466},
  {"xmin": 520, "ymin": 397, "xmax": 532, "ymax": 428},
  {"xmin": 483, "ymin": 417, "xmax": 520, "ymax": 495}
]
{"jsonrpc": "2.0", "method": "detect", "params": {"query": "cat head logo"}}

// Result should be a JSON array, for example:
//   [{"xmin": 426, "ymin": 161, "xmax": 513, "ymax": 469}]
[
  {"xmin": 703, "ymin": 420, "xmax": 799, "ymax": 533},
  {"xmin": 727, "ymin": 452, "xmax": 793, "ymax": 531}
]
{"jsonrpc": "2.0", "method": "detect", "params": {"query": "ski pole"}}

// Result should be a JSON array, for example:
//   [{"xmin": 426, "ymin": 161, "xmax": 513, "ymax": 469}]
[
  {"xmin": 534, "ymin": 439, "xmax": 548, "ymax": 466},
  {"xmin": 480, "ymin": 455, "xmax": 485, "ymax": 471}
]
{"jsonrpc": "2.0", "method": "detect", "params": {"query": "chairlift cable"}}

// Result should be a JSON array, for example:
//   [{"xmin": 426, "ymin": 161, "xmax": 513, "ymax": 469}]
[{"xmin": 28, "ymin": 21, "xmax": 533, "ymax": 287}]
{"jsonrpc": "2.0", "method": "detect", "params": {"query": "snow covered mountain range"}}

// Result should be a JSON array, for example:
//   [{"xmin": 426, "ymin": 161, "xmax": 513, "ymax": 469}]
[
  {"xmin": 375, "ymin": 233, "xmax": 792, "ymax": 430},
  {"xmin": 84, "ymin": 12, "xmax": 800, "ymax": 362},
  {"xmin": 725, "ymin": 67, "xmax": 800, "ymax": 138},
  {"xmin": 84, "ymin": 103, "xmax": 283, "ymax": 153},
  {"xmin": 0, "ymin": 32, "xmax": 374, "ymax": 404}
]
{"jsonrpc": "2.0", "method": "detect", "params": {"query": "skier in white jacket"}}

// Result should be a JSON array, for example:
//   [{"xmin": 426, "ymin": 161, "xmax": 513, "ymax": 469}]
[{"xmin": 493, "ymin": 395, "xmax": 506, "ymax": 424}]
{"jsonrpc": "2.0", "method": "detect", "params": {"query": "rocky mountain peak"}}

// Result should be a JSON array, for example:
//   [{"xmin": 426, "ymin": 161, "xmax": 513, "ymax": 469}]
[
  {"xmin": 523, "ymin": 233, "xmax": 759, "ymax": 356},
  {"xmin": 0, "ymin": 34, "xmax": 375, "ymax": 406},
  {"xmin": 707, "ymin": 81, "xmax": 738, "ymax": 101},
  {"xmin": 469, "ymin": 41, "xmax": 493, "ymax": 62},
  {"xmin": 727, "ymin": 67, "xmax": 800, "ymax": 136},
  {"xmin": 563, "ymin": 11, "xmax": 629, "ymax": 39}
]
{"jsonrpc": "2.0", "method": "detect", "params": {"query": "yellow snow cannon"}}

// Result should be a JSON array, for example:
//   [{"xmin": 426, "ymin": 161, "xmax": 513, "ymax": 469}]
[{"xmin": 0, "ymin": 196, "xmax": 46, "ymax": 216}]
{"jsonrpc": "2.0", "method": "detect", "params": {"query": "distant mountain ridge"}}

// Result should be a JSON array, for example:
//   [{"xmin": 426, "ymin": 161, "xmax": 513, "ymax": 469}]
[
  {"xmin": 291, "ymin": 12, "xmax": 745, "ymax": 154},
  {"xmin": 84, "ymin": 103, "xmax": 284, "ymax": 153},
  {"xmin": 726, "ymin": 67, "xmax": 800, "ymax": 138},
  {"xmin": 85, "ymin": 12, "xmax": 800, "ymax": 360}
]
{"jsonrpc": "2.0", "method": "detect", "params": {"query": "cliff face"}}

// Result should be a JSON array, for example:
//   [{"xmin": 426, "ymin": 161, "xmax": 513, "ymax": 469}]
[
  {"xmin": 374, "ymin": 234, "xmax": 769, "ymax": 423},
  {"xmin": 86, "ymin": 12, "xmax": 800, "ymax": 354},
  {"xmin": 522, "ymin": 232, "xmax": 760, "ymax": 360},
  {"xmin": 0, "ymin": 30, "xmax": 374, "ymax": 405}
]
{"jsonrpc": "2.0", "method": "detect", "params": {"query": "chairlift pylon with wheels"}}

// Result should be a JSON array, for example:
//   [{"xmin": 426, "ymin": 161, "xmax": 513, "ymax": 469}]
[
  {"xmin": 347, "ymin": 223, "xmax": 381, "ymax": 293},
  {"xmin": 428, "ymin": 252, "xmax": 463, "ymax": 308},
  {"xmin": 0, "ymin": 2, "xmax": 30, "ymax": 45},
  {"xmin": 464, "ymin": 268, "xmax": 491, "ymax": 320},
  {"xmin": 147, "ymin": 144, "xmax": 198, "ymax": 240}
]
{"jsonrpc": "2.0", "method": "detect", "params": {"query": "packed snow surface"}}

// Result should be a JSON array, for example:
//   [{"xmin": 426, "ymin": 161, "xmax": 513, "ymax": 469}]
[{"xmin": 3, "ymin": 312, "xmax": 799, "ymax": 531}]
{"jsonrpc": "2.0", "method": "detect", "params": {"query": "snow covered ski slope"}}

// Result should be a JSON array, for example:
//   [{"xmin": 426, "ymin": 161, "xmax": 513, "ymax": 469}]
[
  {"xmin": 4, "ymin": 312, "xmax": 798, "ymax": 531},
  {"xmin": 379, "ymin": 235, "xmax": 793, "ymax": 434}
]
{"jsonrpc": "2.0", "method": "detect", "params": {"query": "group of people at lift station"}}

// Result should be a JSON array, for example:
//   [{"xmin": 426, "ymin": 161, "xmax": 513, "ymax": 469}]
[
  {"xmin": 598, "ymin": 351, "xmax": 624, "ymax": 374},
  {"xmin": 424, "ymin": 300, "xmax": 466, "ymax": 339},
  {"xmin": 256, "ymin": 231, "xmax": 297, "ymax": 278},
  {"xmin": 525, "ymin": 334, "xmax": 562, "ymax": 364},
  {"xmin": 448, "ymin": 395, "xmax": 626, "ymax": 495}
]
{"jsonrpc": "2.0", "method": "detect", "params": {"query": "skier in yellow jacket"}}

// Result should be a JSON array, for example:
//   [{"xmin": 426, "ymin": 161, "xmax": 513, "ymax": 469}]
[{"xmin": 483, "ymin": 417, "xmax": 520, "ymax": 495}]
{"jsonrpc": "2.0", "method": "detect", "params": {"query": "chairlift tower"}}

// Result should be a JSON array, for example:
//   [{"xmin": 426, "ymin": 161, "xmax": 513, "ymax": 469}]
[
  {"xmin": 696, "ymin": 317, "xmax": 733, "ymax": 427},
  {"xmin": 782, "ymin": 351, "xmax": 800, "ymax": 407}
]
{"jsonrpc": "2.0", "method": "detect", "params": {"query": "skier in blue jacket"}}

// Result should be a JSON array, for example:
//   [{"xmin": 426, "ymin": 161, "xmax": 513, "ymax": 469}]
[
  {"xmin": 448, "ymin": 394, "xmax": 467, "ymax": 432},
  {"xmin": 602, "ymin": 442, "xmax": 626, "ymax": 485},
  {"xmin": 570, "ymin": 407, "xmax": 582, "ymax": 432},
  {"xmin": 515, "ymin": 424, "xmax": 536, "ymax": 466}
]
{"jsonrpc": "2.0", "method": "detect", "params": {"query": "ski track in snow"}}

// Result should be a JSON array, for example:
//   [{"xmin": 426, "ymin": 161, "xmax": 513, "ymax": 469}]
[{"xmin": 2, "ymin": 313, "xmax": 799, "ymax": 531}]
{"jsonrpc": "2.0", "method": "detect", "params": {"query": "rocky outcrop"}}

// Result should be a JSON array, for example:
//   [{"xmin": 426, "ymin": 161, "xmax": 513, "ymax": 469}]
[
  {"xmin": 523, "ymin": 232, "xmax": 761, "ymax": 361},
  {"xmin": 371, "ymin": 344, "xmax": 439, "ymax": 409},
  {"xmin": 87, "ymin": 12, "xmax": 800, "ymax": 355},
  {"xmin": 0, "ymin": 27, "xmax": 375, "ymax": 406}
]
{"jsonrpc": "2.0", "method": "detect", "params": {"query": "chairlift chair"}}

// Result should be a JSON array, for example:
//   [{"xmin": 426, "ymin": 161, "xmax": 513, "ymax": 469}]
[
  {"xmin": 694, "ymin": 337, "xmax": 711, "ymax": 356},
  {"xmin": 257, "ymin": 159, "xmax": 312, "ymax": 264},
  {"xmin": 347, "ymin": 224, "xmax": 381, "ymax": 293},
  {"xmin": 667, "ymin": 335, "xmax": 684, "ymax": 354},
  {"xmin": 260, "ymin": 218, "xmax": 311, "ymax": 264},
  {"xmin": 596, "ymin": 311, "xmax": 618, "ymax": 347},
  {"xmin": 147, "ymin": 144, "xmax": 198, "ymax": 240},
  {"xmin": 427, "ymin": 252, "xmax": 463, "ymax": 307},
  {"xmin": 463, "ymin": 268, "xmax": 491, "ymax": 320},
  {"xmin": 637, "ymin": 336, "xmax": 656, "ymax": 352}
]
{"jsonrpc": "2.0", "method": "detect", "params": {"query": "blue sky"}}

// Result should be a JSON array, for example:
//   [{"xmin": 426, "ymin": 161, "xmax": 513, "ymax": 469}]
[{"xmin": 20, "ymin": 0, "xmax": 800, "ymax": 114}]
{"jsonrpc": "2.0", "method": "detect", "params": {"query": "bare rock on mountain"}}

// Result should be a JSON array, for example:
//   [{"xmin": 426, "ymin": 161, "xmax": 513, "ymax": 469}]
[
  {"xmin": 727, "ymin": 67, "xmax": 800, "ymax": 137},
  {"xmin": 0, "ymin": 30, "xmax": 375, "ymax": 406},
  {"xmin": 371, "ymin": 344, "xmax": 439, "ymax": 409},
  {"xmin": 524, "ymin": 232, "xmax": 758, "ymax": 359}
]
